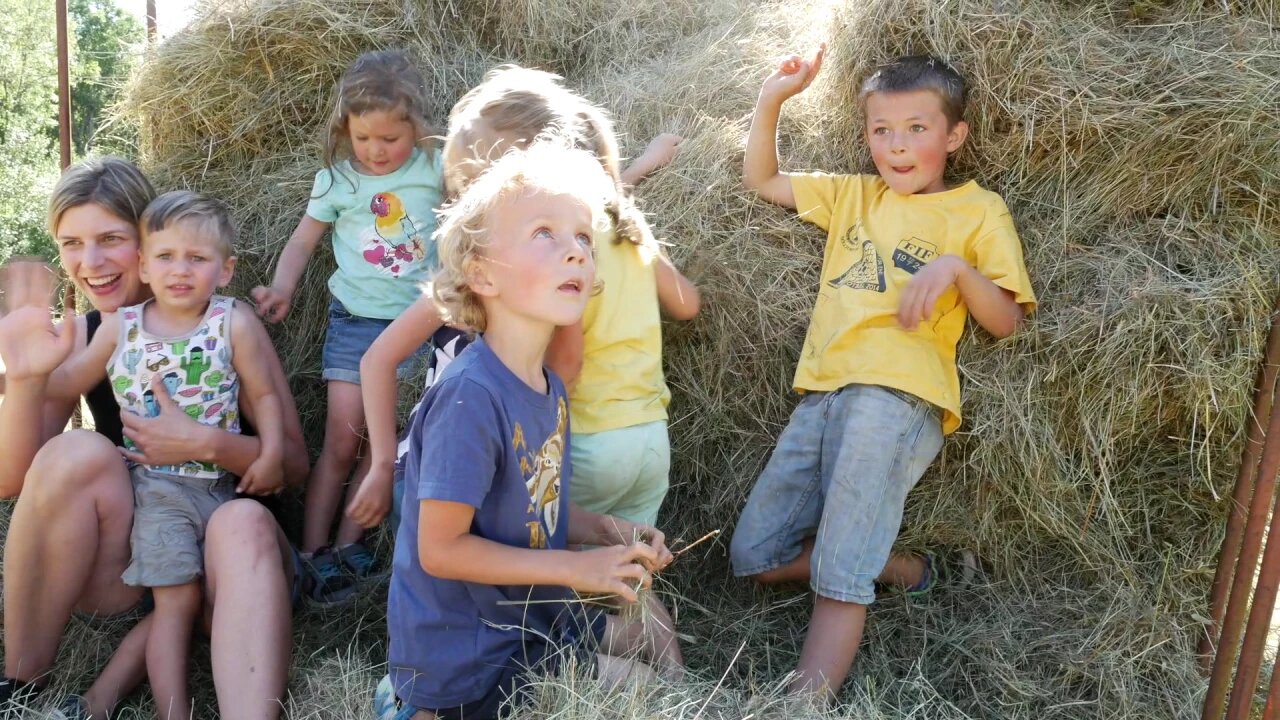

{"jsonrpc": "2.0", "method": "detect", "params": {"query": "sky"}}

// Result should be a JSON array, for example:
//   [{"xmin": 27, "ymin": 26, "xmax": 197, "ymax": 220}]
[{"xmin": 116, "ymin": 0, "xmax": 198, "ymax": 40}]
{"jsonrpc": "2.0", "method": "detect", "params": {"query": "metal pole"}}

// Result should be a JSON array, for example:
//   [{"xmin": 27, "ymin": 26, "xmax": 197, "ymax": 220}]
[
  {"xmin": 56, "ymin": 0, "xmax": 76, "ymax": 317},
  {"xmin": 1262, "ymin": 649, "xmax": 1280, "ymax": 719},
  {"xmin": 1205, "ymin": 376, "xmax": 1280, "ymax": 720},
  {"xmin": 1202, "ymin": 304, "xmax": 1280, "ymax": 670},
  {"xmin": 56, "ymin": 0, "xmax": 71, "ymax": 170},
  {"xmin": 1226, "ymin": 417, "xmax": 1280, "ymax": 719}
]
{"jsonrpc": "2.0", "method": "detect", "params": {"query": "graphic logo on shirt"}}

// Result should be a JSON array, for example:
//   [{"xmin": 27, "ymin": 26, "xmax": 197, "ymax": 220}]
[
  {"xmin": 362, "ymin": 191, "xmax": 428, "ymax": 278},
  {"xmin": 521, "ymin": 398, "xmax": 568, "ymax": 549},
  {"xmin": 829, "ymin": 239, "xmax": 886, "ymax": 293},
  {"xmin": 892, "ymin": 237, "xmax": 938, "ymax": 275}
]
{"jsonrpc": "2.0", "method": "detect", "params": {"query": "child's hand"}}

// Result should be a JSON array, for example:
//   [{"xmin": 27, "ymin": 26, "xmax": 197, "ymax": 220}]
[
  {"xmin": 897, "ymin": 255, "xmax": 965, "ymax": 330},
  {"xmin": 238, "ymin": 454, "xmax": 284, "ymax": 495},
  {"xmin": 760, "ymin": 44, "xmax": 826, "ymax": 103},
  {"xmin": 347, "ymin": 464, "xmax": 394, "ymax": 528},
  {"xmin": 250, "ymin": 285, "xmax": 292, "ymax": 324},
  {"xmin": 632, "ymin": 524, "xmax": 674, "ymax": 573},
  {"xmin": 566, "ymin": 542, "xmax": 660, "ymax": 604},
  {"xmin": 638, "ymin": 133, "xmax": 684, "ymax": 173}
]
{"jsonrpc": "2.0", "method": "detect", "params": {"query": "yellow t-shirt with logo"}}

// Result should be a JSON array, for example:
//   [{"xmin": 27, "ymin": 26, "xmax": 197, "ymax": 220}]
[
  {"xmin": 570, "ymin": 225, "xmax": 671, "ymax": 435},
  {"xmin": 790, "ymin": 173, "xmax": 1036, "ymax": 435}
]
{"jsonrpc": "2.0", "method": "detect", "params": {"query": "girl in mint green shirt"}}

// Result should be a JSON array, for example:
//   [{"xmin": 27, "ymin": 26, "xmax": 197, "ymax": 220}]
[{"xmin": 252, "ymin": 49, "xmax": 444, "ymax": 604}]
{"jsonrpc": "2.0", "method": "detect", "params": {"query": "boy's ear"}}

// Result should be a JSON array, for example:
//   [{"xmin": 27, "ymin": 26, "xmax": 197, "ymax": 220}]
[
  {"xmin": 467, "ymin": 258, "xmax": 498, "ymax": 298},
  {"xmin": 218, "ymin": 255, "xmax": 237, "ymax": 288},
  {"xmin": 946, "ymin": 120, "xmax": 969, "ymax": 154},
  {"xmin": 137, "ymin": 249, "xmax": 151, "ymax": 284}
]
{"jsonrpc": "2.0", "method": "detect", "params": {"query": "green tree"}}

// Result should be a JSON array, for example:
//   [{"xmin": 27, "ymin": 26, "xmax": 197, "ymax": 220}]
[
  {"xmin": 0, "ymin": 0, "xmax": 142, "ymax": 263},
  {"xmin": 69, "ymin": 0, "xmax": 143, "ymax": 155},
  {"xmin": 0, "ymin": 0, "xmax": 58, "ymax": 262}
]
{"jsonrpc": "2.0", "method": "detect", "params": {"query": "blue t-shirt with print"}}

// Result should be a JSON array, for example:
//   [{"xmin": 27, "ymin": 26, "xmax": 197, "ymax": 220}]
[
  {"xmin": 305, "ymin": 147, "xmax": 444, "ymax": 320},
  {"xmin": 387, "ymin": 336, "xmax": 593, "ymax": 709}
]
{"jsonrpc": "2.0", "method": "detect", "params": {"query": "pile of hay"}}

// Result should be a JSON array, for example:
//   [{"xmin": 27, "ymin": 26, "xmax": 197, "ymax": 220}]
[{"xmin": 6, "ymin": 0, "xmax": 1278, "ymax": 717}]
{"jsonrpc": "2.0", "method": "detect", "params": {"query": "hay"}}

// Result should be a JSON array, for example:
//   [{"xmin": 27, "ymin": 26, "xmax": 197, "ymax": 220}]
[{"xmin": 4, "ymin": 0, "xmax": 1279, "ymax": 717}]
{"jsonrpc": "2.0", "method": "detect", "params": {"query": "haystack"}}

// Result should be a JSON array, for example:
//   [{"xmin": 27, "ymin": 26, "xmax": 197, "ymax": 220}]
[{"xmin": 6, "ymin": 0, "xmax": 1277, "ymax": 716}]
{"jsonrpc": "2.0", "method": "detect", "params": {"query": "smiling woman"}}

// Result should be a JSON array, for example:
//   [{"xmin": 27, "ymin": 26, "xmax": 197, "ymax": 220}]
[{"xmin": 0, "ymin": 156, "xmax": 310, "ymax": 719}]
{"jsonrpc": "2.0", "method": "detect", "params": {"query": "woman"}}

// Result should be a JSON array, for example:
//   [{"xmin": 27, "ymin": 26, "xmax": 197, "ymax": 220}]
[{"xmin": 0, "ymin": 157, "xmax": 308, "ymax": 719}]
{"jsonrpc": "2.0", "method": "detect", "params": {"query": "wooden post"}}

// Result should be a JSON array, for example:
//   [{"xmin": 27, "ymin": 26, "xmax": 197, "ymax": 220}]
[{"xmin": 146, "ymin": 0, "xmax": 156, "ymax": 41}]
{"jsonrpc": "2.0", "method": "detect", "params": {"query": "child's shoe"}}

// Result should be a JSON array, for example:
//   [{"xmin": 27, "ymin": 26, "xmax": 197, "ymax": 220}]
[
  {"xmin": 336, "ymin": 540, "xmax": 377, "ymax": 580},
  {"xmin": 302, "ymin": 546, "xmax": 356, "ymax": 606},
  {"xmin": 904, "ymin": 552, "xmax": 939, "ymax": 598},
  {"xmin": 48, "ymin": 694, "xmax": 94, "ymax": 720}
]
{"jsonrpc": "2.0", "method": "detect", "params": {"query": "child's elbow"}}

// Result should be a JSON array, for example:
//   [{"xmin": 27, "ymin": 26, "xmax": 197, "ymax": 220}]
[
  {"xmin": 667, "ymin": 289, "xmax": 701, "ymax": 321},
  {"xmin": 988, "ymin": 310, "xmax": 1024, "ymax": 340}
]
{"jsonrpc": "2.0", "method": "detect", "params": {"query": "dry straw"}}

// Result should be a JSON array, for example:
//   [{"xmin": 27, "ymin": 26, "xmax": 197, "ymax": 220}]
[{"xmin": 3, "ymin": 0, "xmax": 1276, "ymax": 717}]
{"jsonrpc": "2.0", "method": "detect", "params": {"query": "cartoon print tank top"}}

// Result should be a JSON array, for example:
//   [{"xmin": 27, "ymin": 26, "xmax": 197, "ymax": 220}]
[{"xmin": 106, "ymin": 295, "xmax": 240, "ymax": 479}]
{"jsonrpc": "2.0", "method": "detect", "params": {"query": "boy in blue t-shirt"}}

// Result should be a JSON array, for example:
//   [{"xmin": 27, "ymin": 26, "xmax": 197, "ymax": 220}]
[{"xmin": 378, "ymin": 142, "xmax": 684, "ymax": 720}]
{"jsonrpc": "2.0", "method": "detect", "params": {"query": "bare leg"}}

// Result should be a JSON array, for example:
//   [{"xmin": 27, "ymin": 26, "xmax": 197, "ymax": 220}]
[
  {"xmin": 81, "ymin": 614, "xmax": 151, "ymax": 718},
  {"xmin": 790, "ymin": 596, "xmax": 867, "ymax": 704},
  {"xmin": 753, "ymin": 537, "xmax": 926, "ymax": 589},
  {"xmin": 3, "ymin": 432, "xmax": 142, "ymax": 682},
  {"xmin": 334, "ymin": 450, "xmax": 373, "ymax": 547},
  {"xmin": 303, "ymin": 381, "xmax": 365, "ymax": 552},
  {"xmin": 203, "ymin": 500, "xmax": 293, "ymax": 720},
  {"xmin": 147, "ymin": 583, "xmax": 201, "ymax": 720},
  {"xmin": 595, "ymin": 655, "xmax": 658, "ymax": 692},
  {"xmin": 599, "ymin": 607, "xmax": 683, "ymax": 680}
]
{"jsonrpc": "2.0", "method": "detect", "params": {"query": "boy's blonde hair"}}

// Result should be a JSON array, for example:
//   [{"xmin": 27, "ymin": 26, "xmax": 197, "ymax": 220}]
[
  {"xmin": 48, "ymin": 156, "xmax": 156, "ymax": 236},
  {"xmin": 431, "ymin": 138, "xmax": 615, "ymax": 333},
  {"xmin": 140, "ymin": 190, "xmax": 237, "ymax": 258},
  {"xmin": 441, "ymin": 65, "xmax": 655, "ymax": 252}
]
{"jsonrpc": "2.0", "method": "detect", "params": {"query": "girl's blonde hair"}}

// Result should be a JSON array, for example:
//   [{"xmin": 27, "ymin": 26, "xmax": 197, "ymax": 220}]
[
  {"xmin": 431, "ymin": 138, "xmax": 615, "ymax": 333},
  {"xmin": 441, "ymin": 65, "xmax": 655, "ymax": 251},
  {"xmin": 321, "ymin": 49, "xmax": 438, "ymax": 190},
  {"xmin": 48, "ymin": 156, "xmax": 156, "ymax": 236}
]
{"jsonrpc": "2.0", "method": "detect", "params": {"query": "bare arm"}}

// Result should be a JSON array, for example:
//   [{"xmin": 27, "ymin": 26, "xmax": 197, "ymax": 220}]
[
  {"xmin": 654, "ymin": 253, "xmax": 700, "ymax": 320},
  {"xmin": 417, "ymin": 499, "xmax": 659, "ymax": 603},
  {"xmin": 743, "ymin": 46, "xmax": 826, "ymax": 208},
  {"xmin": 896, "ymin": 255, "xmax": 1025, "ymax": 339},
  {"xmin": 47, "ymin": 312, "xmax": 117, "ymax": 401},
  {"xmin": 361, "ymin": 296, "xmax": 445, "ymax": 474},
  {"xmin": 251, "ymin": 215, "xmax": 329, "ymax": 323},
  {"xmin": 621, "ymin": 134, "xmax": 683, "ymax": 187},
  {"xmin": 0, "ymin": 261, "xmax": 81, "ymax": 496},
  {"xmin": 954, "ymin": 265, "xmax": 1025, "ymax": 339},
  {"xmin": 229, "ymin": 303, "xmax": 284, "ymax": 493}
]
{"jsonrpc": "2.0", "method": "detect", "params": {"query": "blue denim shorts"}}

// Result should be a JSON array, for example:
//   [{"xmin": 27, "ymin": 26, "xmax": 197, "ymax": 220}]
[
  {"xmin": 729, "ymin": 384, "xmax": 944, "ymax": 604},
  {"xmin": 321, "ymin": 299, "xmax": 427, "ymax": 384}
]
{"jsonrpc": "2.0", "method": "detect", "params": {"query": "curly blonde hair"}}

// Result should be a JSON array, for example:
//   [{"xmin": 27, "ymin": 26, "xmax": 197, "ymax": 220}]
[
  {"xmin": 431, "ymin": 138, "xmax": 615, "ymax": 333},
  {"xmin": 441, "ymin": 65, "xmax": 655, "ymax": 252}
]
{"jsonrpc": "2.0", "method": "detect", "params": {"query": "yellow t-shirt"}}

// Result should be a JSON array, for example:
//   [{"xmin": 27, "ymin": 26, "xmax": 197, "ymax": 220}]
[
  {"xmin": 570, "ymin": 225, "xmax": 671, "ymax": 434},
  {"xmin": 790, "ymin": 173, "xmax": 1036, "ymax": 434}
]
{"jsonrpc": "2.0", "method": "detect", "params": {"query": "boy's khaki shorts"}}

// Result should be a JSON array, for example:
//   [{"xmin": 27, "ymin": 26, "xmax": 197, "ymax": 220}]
[{"xmin": 121, "ymin": 465, "xmax": 236, "ymax": 588}]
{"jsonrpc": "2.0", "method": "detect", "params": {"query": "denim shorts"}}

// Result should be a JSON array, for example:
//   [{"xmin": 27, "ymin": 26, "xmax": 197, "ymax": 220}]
[
  {"xmin": 321, "ymin": 299, "xmax": 427, "ymax": 385},
  {"xmin": 729, "ymin": 384, "xmax": 944, "ymax": 605}
]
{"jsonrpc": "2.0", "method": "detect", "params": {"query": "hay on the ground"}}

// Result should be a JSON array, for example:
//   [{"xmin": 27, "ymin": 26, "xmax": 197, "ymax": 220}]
[{"xmin": 3, "ymin": 0, "xmax": 1277, "ymax": 717}]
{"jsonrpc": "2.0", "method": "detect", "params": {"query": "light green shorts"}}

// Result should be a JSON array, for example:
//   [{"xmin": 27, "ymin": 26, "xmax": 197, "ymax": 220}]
[{"xmin": 570, "ymin": 420, "xmax": 670, "ymax": 526}]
